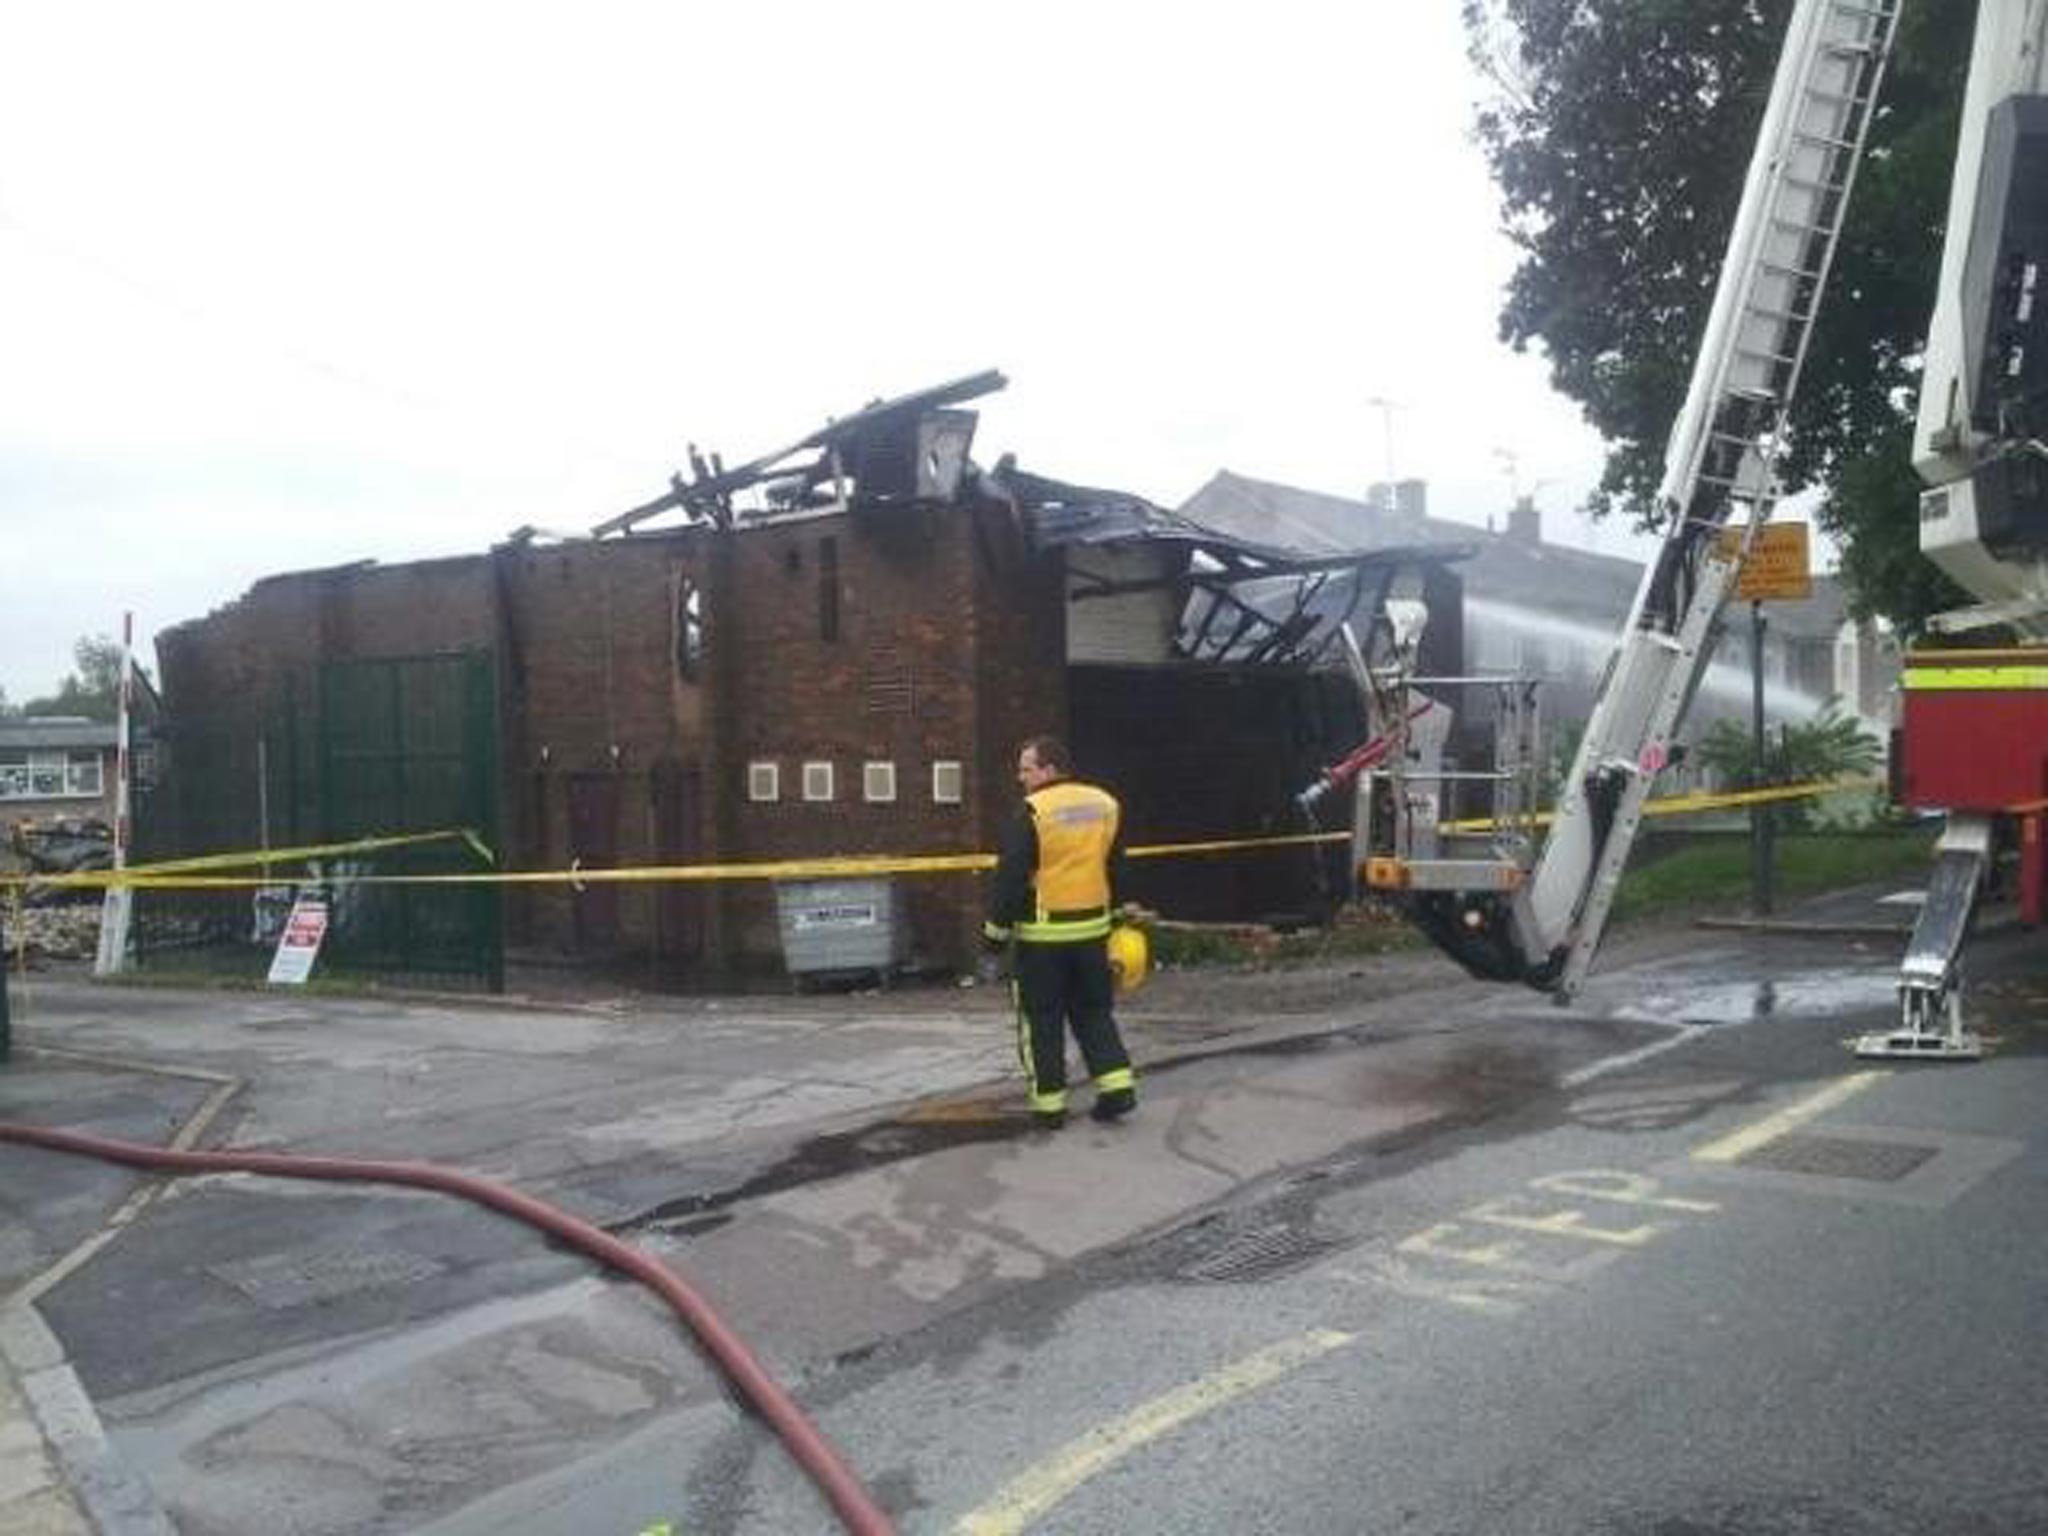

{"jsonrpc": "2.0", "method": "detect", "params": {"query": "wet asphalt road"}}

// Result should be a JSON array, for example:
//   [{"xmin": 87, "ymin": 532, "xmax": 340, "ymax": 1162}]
[
  {"xmin": 709, "ymin": 927, "xmax": 2047, "ymax": 1535},
  {"xmin": 2, "ymin": 905, "xmax": 2043, "ymax": 1535}
]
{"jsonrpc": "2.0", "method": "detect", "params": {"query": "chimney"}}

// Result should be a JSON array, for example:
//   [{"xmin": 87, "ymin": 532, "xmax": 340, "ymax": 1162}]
[
  {"xmin": 1506, "ymin": 494, "xmax": 1541, "ymax": 545},
  {"xmin": 1366, "ymin": 479, "xmax": 1429, "ymax": 538}
]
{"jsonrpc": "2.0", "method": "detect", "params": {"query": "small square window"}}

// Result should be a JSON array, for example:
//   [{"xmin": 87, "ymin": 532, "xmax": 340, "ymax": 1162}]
[
  {"xmin": 66, "ymin": 751, "xmax": 103, "ymax": 797},
  {"xmin": 747, "ymin": 761, "xmax": 780, "ymax": 802},
  {"xmin": 931, "ymin": 760, "xmax": 963, "ymax": 805},
  {"xmin": 802, "ymin": 761, "xmax": 835, "ymax": 802},
  {"xmin": 862, "ymin": 761, "xmax": 897, "ymax": 803}
]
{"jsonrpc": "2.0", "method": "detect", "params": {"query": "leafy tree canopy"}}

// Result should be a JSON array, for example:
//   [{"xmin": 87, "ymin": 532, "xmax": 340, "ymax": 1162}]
[
  {"xmin": 20, "ymin": 635, "xmax": 150, "ymax": 722},
  {"xmin": 1463, "ymin": 0, "xmax": 1976, "ymax": 634}
]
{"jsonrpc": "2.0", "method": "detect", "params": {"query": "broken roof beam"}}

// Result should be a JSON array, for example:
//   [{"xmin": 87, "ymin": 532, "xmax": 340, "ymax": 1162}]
[
  {"xmin": 1065, "ymin": 549, "xmax": 1442, "ymax": 602},
  {"xmin": 792, "ymin": 369, "xmax": 1006, "ymax": 453},
  {"xmin": 591, "ymin": 368, "xmax": 1007, "ymax": 539}
]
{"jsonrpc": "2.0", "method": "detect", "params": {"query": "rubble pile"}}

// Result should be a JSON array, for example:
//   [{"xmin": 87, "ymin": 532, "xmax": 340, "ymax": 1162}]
[{"xmin": 3, "ymin": 903, "xmax": 103, "ymax": 961}]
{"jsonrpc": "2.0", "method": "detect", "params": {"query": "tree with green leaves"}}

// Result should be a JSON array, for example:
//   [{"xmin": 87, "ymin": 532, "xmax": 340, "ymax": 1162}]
[
  {"xmin": 21, "ymin": 636, "xmax": 147, "ymax": 722},
  {"xmin": 1462, "ymin": 0, "xmax": 1976, "ymax": 636}
]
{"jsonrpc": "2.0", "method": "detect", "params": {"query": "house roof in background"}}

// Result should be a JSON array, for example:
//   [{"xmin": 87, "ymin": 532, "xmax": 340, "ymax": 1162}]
[
  {"xmin": 1181, "ymin": 470, "xmax": 1854, "ymax": 639},
  {"xmin": 0, "ymin": 717, "xmax": 127, "ymax": 750},
  {"xmin": 1182, "ymin": 471, "xmax": 1642, "ymax": 621}
]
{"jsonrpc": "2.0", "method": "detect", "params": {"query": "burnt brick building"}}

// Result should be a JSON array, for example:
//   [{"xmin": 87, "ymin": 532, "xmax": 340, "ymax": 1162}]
[{"xmin": 155, "ymin": 374, "xmax": 1456, "ymax": 987}]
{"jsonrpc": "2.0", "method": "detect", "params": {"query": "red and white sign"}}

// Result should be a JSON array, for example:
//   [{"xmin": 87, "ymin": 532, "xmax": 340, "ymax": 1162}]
[{"xmin": 266, "ymin": 898, "xmax": 330, "ymax": 985}]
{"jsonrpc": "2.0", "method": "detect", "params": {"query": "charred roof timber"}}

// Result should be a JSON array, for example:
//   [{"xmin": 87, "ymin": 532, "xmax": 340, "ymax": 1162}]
[
  {"xmin": 593, "ymin": 369, "xmax": 1009, "ymax": 537},
  {"xmin": 586, "ymin": 367, "xmax": 1473, "ymax": 671},
  {"xmin": 988, "ymin": 458, "xmax": 1475, "ymax": 670}
]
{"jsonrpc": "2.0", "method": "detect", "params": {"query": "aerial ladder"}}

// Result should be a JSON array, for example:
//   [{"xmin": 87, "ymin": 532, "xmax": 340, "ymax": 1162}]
[{"xmin": 1345, "ymin": 0, "xmax": 2048, "ymax": 1045}]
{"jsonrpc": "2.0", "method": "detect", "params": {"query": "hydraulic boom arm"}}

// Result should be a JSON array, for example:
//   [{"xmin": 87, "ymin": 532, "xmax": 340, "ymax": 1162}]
[{"xmin": 1358, "ymin": 0, "xmax": 1906, "ymax": 996}]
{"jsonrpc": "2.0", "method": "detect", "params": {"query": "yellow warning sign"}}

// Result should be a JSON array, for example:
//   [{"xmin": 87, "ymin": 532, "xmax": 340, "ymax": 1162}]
[{"xmin": 1715, "ymin": 522, "xmax": 1812, "ymax": 602}]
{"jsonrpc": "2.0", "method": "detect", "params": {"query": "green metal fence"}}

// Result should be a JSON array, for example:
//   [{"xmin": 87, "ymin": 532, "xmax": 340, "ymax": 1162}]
[{"xmin": 135, "ymin": 651, "xmax": 503, "ymax": 991}]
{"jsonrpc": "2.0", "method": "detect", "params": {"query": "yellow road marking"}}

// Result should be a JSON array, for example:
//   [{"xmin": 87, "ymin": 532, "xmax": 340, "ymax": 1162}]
[
  {"xmin": 954, "ymin": 1329, "xmax": 1354, "ymax": 1535},
  {"xmin": 1691, "ymin": 1072, "xmax": 1886, "ymax": 1165}
]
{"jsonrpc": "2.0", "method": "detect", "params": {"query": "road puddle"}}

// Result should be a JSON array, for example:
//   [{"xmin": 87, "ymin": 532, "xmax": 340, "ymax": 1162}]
[{"xmin": 1616, "ymin": 967, "xmax": 1893, "ymax": 1025}]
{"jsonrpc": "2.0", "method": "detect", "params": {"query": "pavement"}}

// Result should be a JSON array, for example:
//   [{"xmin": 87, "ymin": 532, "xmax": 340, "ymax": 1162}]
[{"xmin": 0, "ymin": 891, "xmax": 1984, "ymax": 1535}]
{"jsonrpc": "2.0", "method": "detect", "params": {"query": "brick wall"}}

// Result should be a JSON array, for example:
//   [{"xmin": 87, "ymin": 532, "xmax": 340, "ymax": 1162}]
[
  {"xmin": 705, "ymin": 499, "xmax": 1064, "ymax": 974},
  {"xmin": 156, "ymin": 499, "xmax": 1075, "ymax": 984},
  {"xmin": 0, "ymin": 769, "xmax": 118, "ymax": 848},
  {"xmin": 154, "ymin": 558, "xmax": 497, "ymax": 857},
  {"xmin": 490, "ymin": 534, "xmax": 709, "ymax": 963}
]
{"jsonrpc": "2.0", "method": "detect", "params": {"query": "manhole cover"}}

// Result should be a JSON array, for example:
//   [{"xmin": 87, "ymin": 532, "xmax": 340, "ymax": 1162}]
[
  {"xmin": 209, "ymin": 1244, "xmax": 447, "ymax": 1309},
  {"xmin": 1174, "ymin": 1225, "xmax": 1349, "ymax": 1285},
  {"xmin": 1738, "ymin": 1133, "xmax": 1937, "ymax": 1183}
]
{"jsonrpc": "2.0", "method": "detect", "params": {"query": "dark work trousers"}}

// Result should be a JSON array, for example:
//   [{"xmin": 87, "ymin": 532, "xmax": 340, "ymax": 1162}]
[{"xmin": 1011, "ymin": 938, "xmax": 1132, "ymax": 1111}]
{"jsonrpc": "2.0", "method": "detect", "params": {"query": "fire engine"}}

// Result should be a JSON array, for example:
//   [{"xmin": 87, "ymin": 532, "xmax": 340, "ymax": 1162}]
[{"xmin": 1343, "ymin": 0, "xmax": 2047, "ymax": 1057}]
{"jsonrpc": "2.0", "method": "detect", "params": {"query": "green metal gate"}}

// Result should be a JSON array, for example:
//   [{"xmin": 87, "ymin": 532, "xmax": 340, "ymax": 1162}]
[
  {"xmin": 311, "ymin": 653, "xmax": 503, "ymax": 989},
  {"xmin": 134, "ymin": 650, "xmax": 502, "ymax": 991}
]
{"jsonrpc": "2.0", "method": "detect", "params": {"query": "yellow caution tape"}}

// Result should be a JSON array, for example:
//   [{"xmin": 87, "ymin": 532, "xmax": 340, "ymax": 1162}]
[
  {"xmin": 1439, "ymin": 776, "xmax": 1882, "ymax": 835},
  {"xmin": 0, "ymin": 828, "xmax": 495, "ymax": 893},
  {"xmin": 0, "ymin": 778, "xmax": 1888, "ymax": 894},
  {"xmin": 1128, "ymin": 832, "xmax": 1346, "ymax": 859},
  {"xmin": 107, "ymin": 828, "xmax": 496, "ymax": 878},
  {"xmin": 4, "ymin": 849, "xmax": 996, "ymax": 892}
]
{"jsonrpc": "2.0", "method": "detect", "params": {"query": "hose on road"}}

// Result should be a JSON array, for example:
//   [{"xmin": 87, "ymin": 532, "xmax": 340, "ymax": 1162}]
[{"xmin": 0, "ymin": 1120, "xmax": 895, "ymax": 1536}]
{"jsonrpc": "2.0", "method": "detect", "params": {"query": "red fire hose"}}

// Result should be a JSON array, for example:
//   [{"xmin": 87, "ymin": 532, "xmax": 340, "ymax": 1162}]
[{"xmin": 0, "ymin": 1121, "xmax": 895, "ymax": 1536}]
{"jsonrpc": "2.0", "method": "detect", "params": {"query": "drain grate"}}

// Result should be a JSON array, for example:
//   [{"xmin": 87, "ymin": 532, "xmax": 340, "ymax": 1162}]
[
  {"xmin": 1738, "ymin": 1133, "xmax": 1937, "ymax": 1183},
  {"xmin": 1173, "ymin": 1224, "xmax": 1349, "ymax": 1285},
  {"xmin": 209, "ymin": 1244, "xmax": 447, "ymax": 1310}
]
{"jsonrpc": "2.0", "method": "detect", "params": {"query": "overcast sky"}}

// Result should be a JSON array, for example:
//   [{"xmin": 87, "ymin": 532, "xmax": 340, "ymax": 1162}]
[{"xmin": 0, "ymin": 2, "xmax": 1664, "ymax": 706}]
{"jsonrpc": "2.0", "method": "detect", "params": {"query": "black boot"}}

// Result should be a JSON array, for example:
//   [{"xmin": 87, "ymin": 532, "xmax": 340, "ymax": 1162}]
[
  {"xmin": 1032, "ymin": 1108, "xmax": 1068, "ymax": 1131},
  {"xmin": 1090, "ymin": 1088, "xmax": 1136, "ymax": 1123}
]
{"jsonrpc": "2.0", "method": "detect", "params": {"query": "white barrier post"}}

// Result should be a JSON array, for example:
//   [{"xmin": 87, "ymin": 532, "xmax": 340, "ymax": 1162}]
[{"xmin": 93, "ymin": 612, "xmax": 134, "ymax": 976}]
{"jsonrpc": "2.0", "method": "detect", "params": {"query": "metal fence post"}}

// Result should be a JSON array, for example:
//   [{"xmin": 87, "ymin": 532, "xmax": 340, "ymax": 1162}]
[
  {"xmin": 1750, "ymin": 601, "xmax": 1774, "ymax": 915},
  {"xmin": 1, "ymin": 894, "xmax": 13, "ymax": 1063}
]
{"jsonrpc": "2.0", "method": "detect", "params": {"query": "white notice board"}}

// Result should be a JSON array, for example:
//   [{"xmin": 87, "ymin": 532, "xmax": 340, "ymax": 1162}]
[{"xmin": 266, "ymin": 898, "xmax": 330, "ymax": 985}]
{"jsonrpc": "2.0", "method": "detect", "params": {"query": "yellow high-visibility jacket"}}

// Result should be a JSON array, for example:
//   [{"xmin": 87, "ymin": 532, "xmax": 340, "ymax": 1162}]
[{"xmin": 983, "ymin": 779, "xmax": 1127, "ymax": 944}]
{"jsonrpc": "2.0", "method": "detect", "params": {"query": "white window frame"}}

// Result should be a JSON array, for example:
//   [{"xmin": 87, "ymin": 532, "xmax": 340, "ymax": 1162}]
[
  {"xmin": 931, "ymin": 760, "xmax": 964, "ymax": 805},
  {"xmin": 0, "ymin": 749, "xmax": 103, "ymax": 801},
  {"xmin": 802, "ymin": 760, "xmax": 835, "ymax": 803},
  {"xmin": 862, "ymin": 760, "xmax": 897, "ymax": 803},
  {"xmin": 747, "ymin": 760, "xmax": 780, "ymax": 803},
  {"xmin": 66, "ymin": 751, "xmax": 102, "ymax": 796}
]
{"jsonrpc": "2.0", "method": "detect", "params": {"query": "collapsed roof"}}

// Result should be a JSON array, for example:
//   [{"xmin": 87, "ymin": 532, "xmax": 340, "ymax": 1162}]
[{"xmin": 578, "ymin": 368, "xmax": 1474, "ymax": 670}]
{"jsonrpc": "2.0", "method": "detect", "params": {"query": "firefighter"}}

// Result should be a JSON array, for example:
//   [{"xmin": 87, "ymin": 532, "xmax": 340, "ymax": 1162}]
[{"xmin": 982, "ymin": 735, "xmax": 1138, "ymax": 1130}]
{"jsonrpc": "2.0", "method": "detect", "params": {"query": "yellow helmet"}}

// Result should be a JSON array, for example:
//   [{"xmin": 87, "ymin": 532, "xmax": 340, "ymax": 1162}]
[{"xmin": 1107, "ymin": 924, "xmax": 1150, "ymax": 995}]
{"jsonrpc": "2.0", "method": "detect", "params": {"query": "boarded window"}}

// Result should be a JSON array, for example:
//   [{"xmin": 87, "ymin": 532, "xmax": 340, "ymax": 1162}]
[
  {"xmin": 802, "ymin": 761, "xmax": 835, "ymax": 802},
  {"xmin": 865, "ymin": 647, "xmax": 913, "ymax": 714},
  {"xmin": 747, "ymin": 761, "xmax": 780, "ymax": 802},
  {"xmin": 819, "ymin": 537, "xmax": 840, "ymax": 642},
  {"xmin": 931, "ymin": 760, "xmax": 964, "ymax": 805},
  {"xmin": 863, "ymin": 761, "xmax": 897, "ymax": 803}
]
